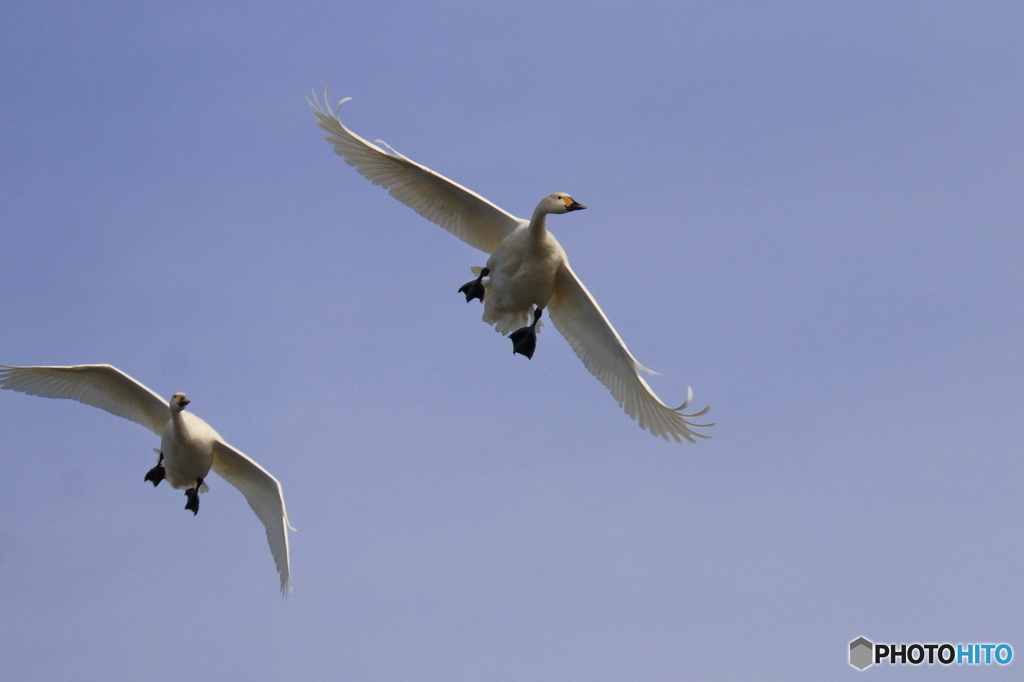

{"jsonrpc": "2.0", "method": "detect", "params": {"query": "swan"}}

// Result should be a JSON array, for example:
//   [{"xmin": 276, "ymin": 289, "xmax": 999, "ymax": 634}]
[
  {"xmin": 0, "ymin": 364, "xmax": 294, "ymax": 594},
  {"xmin": 310, "ymin": 91, "xmax": 713, "ymax": 443}
]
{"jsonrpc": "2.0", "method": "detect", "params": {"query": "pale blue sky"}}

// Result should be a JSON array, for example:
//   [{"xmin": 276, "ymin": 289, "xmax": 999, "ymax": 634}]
[{"xmin": 2, "ymin": 1, "xmax": 1023, "ymax": 680}]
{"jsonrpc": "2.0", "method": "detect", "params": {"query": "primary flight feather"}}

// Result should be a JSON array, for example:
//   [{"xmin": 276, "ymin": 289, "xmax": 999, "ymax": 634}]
[{"xmin": 311, "ymin": 91, "xmax": 712, "ymax": 443}]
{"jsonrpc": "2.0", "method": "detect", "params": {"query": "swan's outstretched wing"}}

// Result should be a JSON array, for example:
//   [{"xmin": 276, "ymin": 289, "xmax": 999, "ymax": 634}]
[
  {"xmin": 310, "ymin": 91, "xmax": 523, "ymax": 254},
  {"xmin": 212, "ymin": 440, "xmax": 294, "ymax": 596},
  {"xmin": 0, "ymin": 364, "xmax": 169, "ymax": 436},
  {"xmin": 547, "ymin": 264, "xmax": 713, "ymax": 443}
]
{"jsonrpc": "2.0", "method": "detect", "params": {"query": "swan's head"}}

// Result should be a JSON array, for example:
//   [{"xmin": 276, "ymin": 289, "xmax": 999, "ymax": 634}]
[
  {"xmin": 170, "ymin": 392, "xmax": 190, "ymax": 411},
  {"xmin": 542, "ymin": 193, "xmax": 586, "ymax": 215}
]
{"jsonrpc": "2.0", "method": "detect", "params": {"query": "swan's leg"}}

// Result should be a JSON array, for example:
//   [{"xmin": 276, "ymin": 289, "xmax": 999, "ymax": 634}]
[
  {"xmin": 458, "ymin": 267, "xmax": 490, "ymax": 303},
  {"xmin": 184, "ymin": 477, "xmax": 203, "ymax": 516},
  {"xmin": 144, "ymin": 452, "xmax": 165, "ymax": 487},
  {"xmin": 510, "ymin": 307, "xmax": 544, "ymax": 359}
]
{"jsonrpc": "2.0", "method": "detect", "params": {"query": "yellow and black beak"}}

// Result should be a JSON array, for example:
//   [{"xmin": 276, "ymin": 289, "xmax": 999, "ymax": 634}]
[
  {"xmin": 565, "ymin": 199, "xmax": 586, "ymax": 212},
  {"xmin": 177, "ymin": 397, "xmax": 190, "ymax": 407}
]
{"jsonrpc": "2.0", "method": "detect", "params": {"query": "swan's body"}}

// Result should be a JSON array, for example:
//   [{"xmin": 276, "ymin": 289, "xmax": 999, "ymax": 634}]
[
  {"xmin": 161, "ymin": 408, "xmax": 214, "ymax": 491},
  {"xmin": 481, "ymin": 199, "xmax": 574, "ymax": 334},
  {"xmin": 311, "ymin": 91, "xmax": 713, "ymax": 443},
  {"xmin": 0, "ymin": 364, "xmax": 294, "ymax": 594}
]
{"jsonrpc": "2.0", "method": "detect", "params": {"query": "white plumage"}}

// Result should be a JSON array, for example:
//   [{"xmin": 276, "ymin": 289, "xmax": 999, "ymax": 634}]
[
  {"xmin": 0, "ymin": 364, "xmax": 294, "ymax": 595},
  {"xmin": 311, "ymin": 91, "xmax": 712, "ymax": 443}
]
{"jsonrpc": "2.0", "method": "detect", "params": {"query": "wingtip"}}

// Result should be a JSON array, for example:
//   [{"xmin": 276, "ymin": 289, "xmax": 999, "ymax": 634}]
[
  {"xmin": 672, "ymin": 386, "xmax": 695, "ymax": 411},
  {"xmin": 671, "ymin": 387, "xmax": 712, "ymax": 418},
  {"xmin": 686, "ymin": 403, "xmax": 712, "ymax": 419},
  {"xmin": 308, "ymin": 87, "xmax": 352, "ymax": 119},
  {"xmin": 307, "ymin": 87, "xmax": 324, "ymax": 113}
]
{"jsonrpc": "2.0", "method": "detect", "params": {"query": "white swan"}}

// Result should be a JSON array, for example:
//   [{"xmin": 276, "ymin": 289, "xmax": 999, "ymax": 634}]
[
  {"xmin": 0, "ymin": 364, "xmax": 294, "ymax": 594},
  {"xmin": 310, "ymin": 91, "xmax": 713, "ymax": 443}
]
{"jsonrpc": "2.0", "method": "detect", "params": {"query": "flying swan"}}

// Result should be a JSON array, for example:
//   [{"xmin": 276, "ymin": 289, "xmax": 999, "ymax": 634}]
[
  {"xmin": 0, "ymin": 364, "xmax": 294, "ymax": 594},
  {"xmin": 310, "ymin": 91, "xmax": 713, "ymax": 443}
]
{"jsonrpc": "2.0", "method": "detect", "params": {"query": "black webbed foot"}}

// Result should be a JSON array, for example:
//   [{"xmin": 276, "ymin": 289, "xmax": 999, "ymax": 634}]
[
  {"xmin": 510, "ymin": 326, "xmax": 537, "ymax": 358},
  {"xmin": 184, "ymin": 489, "xmax": 199, "ymax": 515},
  {"xmin": 459, "ymin": 280, "xmax": 485, "ymax": 302},
  {"xmin": 510, "ymin": 307, "xmax": 544, "ymax": 359},
  {"xmin": 184, "ymin": 479, "xmax": 203, "ymax": 516},
  {"xmin": 144, "ymin": 452, "xmax": 165, "ymax": 487},
  {"xmin": 144, "ymin": 464, "xmax": 165, "ymax": 487},
  {"xmin": 458, "ymin": 267, "xmax": 490, "ymax": 303}
]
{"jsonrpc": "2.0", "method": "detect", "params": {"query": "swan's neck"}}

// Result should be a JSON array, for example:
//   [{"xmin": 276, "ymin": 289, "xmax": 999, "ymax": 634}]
[
  {"xmin": 528, "ymin": 207, "xmax": 550, "ymax": 238},
  {"xmin": 171, "ymin": 410, "xmax": 191, "ymax": 439}
]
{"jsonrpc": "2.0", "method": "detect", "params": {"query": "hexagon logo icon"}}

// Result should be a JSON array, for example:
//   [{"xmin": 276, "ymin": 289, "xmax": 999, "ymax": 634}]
[{"xmin": 850, "ymin": 637, "xmax": 873, "ymax": 670}]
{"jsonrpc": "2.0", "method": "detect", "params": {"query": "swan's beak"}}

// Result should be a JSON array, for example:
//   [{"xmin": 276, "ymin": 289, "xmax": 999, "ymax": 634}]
[
  {"xmin": 566, "ymin": 200, "xmax": 586, "ymax": 212},
  {"xmin": 177, "ymin": 398, "xmax": 190, "ymax": 407}
]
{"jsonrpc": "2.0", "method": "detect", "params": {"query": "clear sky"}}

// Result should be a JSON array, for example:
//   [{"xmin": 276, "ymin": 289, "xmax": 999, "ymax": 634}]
[{"xmin": 1, "ymin": 1, "xmax": 1022, "ymax": 680}]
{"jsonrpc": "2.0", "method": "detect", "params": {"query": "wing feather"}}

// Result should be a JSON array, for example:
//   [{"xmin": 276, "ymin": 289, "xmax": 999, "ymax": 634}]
[
  {"xmin": 547, "ymin": 265, "xmax": 713, "ymax": 443},
  {"xmin": 310, "ymin": 90, "xmax": 523, "ymax": 254},
  {"xmin": 212, "ymin": 440, "xmax": 293, "ymax": 596},
  {"xmin": 0, "ymin": 364, "xmax": 169, "ymax": 435}
]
